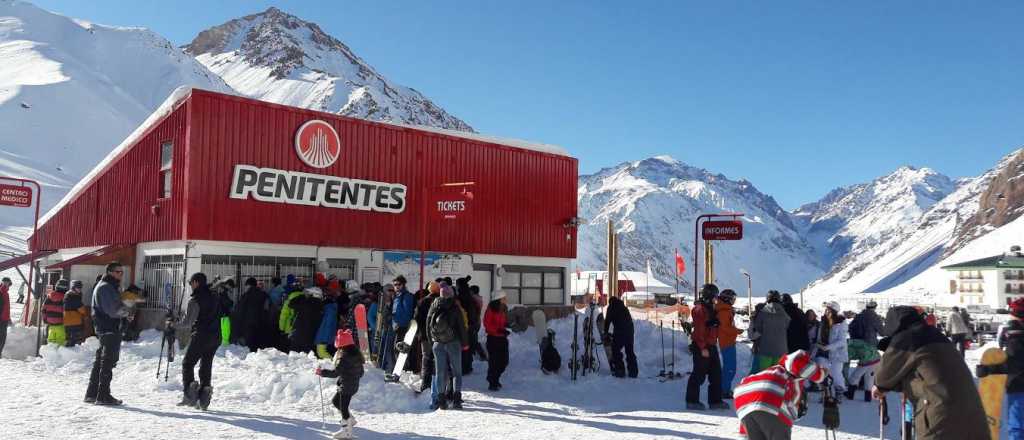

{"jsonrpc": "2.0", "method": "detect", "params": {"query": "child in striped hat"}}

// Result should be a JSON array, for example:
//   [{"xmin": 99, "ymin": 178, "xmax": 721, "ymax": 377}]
[{"xmin": 734, "ymin": 349, "xmax": 828, "ymax": 440}]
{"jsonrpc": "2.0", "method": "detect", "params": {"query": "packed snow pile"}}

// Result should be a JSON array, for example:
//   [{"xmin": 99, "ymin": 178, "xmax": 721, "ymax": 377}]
[{"xmin": 0, "ymin": 310, "xmax": 936, "ymax": 439}]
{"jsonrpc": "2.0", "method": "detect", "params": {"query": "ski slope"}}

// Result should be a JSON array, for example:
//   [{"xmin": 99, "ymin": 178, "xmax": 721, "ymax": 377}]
[{"xmin": 0, "ymin": 311, "xmax": 973, "ymax": 440}]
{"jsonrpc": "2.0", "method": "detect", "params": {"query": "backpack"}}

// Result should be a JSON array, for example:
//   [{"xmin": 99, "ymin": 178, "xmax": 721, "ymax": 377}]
[
  {"xmin": 430, "ymin": 303, "xmax": 456, "ymax": 343},
  {"xmin": 541, "ymin": 329, "xmax": 561, "ymax": 373},
  {"xmin": 848, "ymin": 314, "xmax": 866, "ymax": 340}
]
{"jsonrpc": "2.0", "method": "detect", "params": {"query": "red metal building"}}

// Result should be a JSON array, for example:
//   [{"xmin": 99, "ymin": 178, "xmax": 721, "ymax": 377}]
[{"xmin": 33, "ymin": 88, "xmax": 578, "ymax": 311}]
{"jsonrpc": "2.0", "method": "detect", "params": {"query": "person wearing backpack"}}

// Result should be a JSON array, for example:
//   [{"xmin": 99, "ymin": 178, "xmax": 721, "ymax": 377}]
[
  {"xmin": 849, "ymin": 300, "xmax": 883, "ymax": 348},
  {"xmin": 426, "ymin": 283, "xmax": 468, "ymax": 411}
]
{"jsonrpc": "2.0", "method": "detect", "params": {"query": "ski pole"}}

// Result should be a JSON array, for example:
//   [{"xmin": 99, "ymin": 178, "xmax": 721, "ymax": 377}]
[
  {"xmin": 671, "ymin": 319, "xmax": 677, "ymax": 377},
  {"xmin": 157, "ymin": 333, "xmax": 166, "ymax": 380},
  {"xmin": 659, "ymin": 320, "xmax": 665, "ymax": 377},
  {"xmin": 879, "ymin": 396, "xmax": 886, "ymax": 440},
  {"xmin": 317, "ymin": 375, "xmax": 326, "ymax": 429}
]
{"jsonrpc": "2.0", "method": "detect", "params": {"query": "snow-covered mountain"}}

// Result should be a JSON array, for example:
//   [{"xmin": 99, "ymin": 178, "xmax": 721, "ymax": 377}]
[
  {"xmin": 0, "ymin": 0, "xmax": 233, "ymax": 227},
  {"xmin": 184, "ymin": 7, "xmax": 473, "ymax": 132},
  {"xmin": 802, "ymin": 149, "xmax": 1023, "ymax": 298},
  {"xmin": 577, "ymin": 156, "xmax": 824, "ymax": 294}
]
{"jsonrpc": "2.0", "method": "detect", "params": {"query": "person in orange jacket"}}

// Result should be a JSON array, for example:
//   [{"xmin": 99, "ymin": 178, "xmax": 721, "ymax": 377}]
[
  {"xmin": 716, "ymin": 289, "xmax": 742, "ymax": 399},
  {"xmin": 63, "ymin": 280, "xmax": 89, "ymax": 346}
]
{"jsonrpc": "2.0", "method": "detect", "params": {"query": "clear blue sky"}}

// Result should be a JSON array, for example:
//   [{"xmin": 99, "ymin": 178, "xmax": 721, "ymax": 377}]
[{"xmin": 31, "ymin": 1, "xmax": 1024, "ymax": 209}]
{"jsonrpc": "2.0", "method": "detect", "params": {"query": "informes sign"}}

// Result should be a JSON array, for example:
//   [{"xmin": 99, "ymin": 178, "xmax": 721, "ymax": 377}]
[
  {"xmin": 431, "ymin": 186, "xmax": 474, "ymax": 221},
  {"xmin": 381, "ymin": 251, "xmax": 472, "ymax": 289},
  {"xmin": 702, "ymin": 220, "xmax": 744, "ymax": 240},
  {"xmin": 0, "ymin": 184, "xmax": 32, "ymax": 208}
]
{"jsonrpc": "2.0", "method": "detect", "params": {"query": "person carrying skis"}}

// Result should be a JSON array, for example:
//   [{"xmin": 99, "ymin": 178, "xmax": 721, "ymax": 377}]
[
  {"xmin": 976, "ymin": 297, "xmax": 1024, "ymax": 440},
  {"xmin": 872, "ymin": 305, "xmax": 988, "ymax": 440},
  {"xmin": 605, "ymin": 294, "xmax": 638, "ymax": 378},
  {"xmin": 716, "ymin": 289, "xmax": 741, "ymax": 398},
  {"xmin": 946, "ymin": 306, "xmax": 972, "ymax": 358},
  {"xmin": 426, "ymin": 283, "xmax": 468, "ymax": 410},
  {"xmin": 483, "ymin": 290, "xmax": 510, "ymax": 391},
  {"xmin": 0, "ymin": 277, "xmax": 11, "ymax": 358},
  {"xmin": 416, "ymin": 281, "xmax": 441, "ymax": 393},
  {"xmin": 231, "ymin": 277, "xmax": 270, "ymax": 352},
  {"xmin": 43, "ymin": 279, "xmax": 70, "ymax": 345},
  {"xmin": 64, "ymin": 280, "xmax": 89, "ymax": 347},
  {"xmin": 780, "ymin": 294, "xmax": 809, "ymax": 353},
  {"xmin": 85, "ymin": 263, "xmax": 129, "ymax": 405},
  {"xmin": 174, "ymin": 273, "xmax": 222, "ymax": 410},
  {"xmin": 686, "ymin": 284, "xmax": 728, "ymax": 410},
  {"xmin": 734, "ymin": 349, "xmax": 827, "ymax": 440},
  {"xmin": 316, "ymin": 329, "xmax": 364, "ymax": 440},
  {"xmin": 749, "ymin": 291, "xmax": 791, "ymax": 374},
  {"xmin": 815, "ymin": 301, "xmax": 848, "ymax": 399}
]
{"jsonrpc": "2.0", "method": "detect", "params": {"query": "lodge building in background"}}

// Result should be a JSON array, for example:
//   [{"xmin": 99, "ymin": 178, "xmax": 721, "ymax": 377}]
[{"xmin": 21, "ymin": 88, "xmax": 578, "ymax": 325}]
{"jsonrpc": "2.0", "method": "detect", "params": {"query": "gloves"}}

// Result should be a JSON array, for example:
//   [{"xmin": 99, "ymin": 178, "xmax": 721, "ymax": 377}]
[{"xmin": 314, "ymin": 367, "xmax": 322, "ymax": 376}]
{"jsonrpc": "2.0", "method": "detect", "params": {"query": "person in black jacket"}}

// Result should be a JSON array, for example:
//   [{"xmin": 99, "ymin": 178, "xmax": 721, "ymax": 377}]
[
  {"xmin": 604, "ymin": 295, "xmax": 637, "ymax": 378},
  {"xmin": 316, "ymin": 329, "xmax": 364, "ymax": 440},
  {"xmin": 231, "ymin": 277, "xmax": 270, "ymax": 352},
  {"xmin": 780, "ymin": 294, "xmax": 809, "ymax": 352},
  {"xmin": 977, "ymin": 297, "xmax": 1024, "ymax": 440},
  {"xmin": 415, "ymin": 282, "xmax": 441, "ymax": 393},
  {"xmin": 175, "ymin": 273, "xmax": 221, "ymax": 410},
  {"xmin": 456, "ymin": 276, "xmax": 480, "ymax": 375},
  {"xmin": 288, "ymin": 287, "xmax": 325, "ymax": 354},
  {"xmin": 84, "ymin": 263, "xmax": 129, "ymax": 405}
]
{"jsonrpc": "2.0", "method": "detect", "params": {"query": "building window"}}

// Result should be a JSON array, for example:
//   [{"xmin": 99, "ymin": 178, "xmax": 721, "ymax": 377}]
[
  {"xmin": 159, "ymin": 141, "xmax": 173, "ymax": 198},
  {"xmin": 501, "ymin": 266, "xmax": 564, "ymax": 305}
]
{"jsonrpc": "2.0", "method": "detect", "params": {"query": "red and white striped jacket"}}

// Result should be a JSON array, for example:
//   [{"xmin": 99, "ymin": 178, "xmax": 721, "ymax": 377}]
[{"xmin": 733, "ymin": 350, "xmax": 825, "ymax": 435}]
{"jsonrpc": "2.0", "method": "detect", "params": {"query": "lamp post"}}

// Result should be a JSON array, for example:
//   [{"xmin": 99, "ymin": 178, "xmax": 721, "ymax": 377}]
[{"xmin": 740, "ymin": 269, "xmax": 752, "ymax": 316}]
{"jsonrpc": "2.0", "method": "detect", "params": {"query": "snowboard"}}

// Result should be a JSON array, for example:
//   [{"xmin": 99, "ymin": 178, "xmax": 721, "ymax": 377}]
[
  {"xmin": 354, "ymin": 304, "xmax": 370, "ymax": 360},
  {"xmin": 372, "ymin": 293, "xmax": 391, "ymax": 364},
  {"xmin": 978, "ymin": 347, "xmax": 1008, "ymax": 440},
  {"xmin": 596, "ymin": 313, "xmax": 615, "ymax": 373},
  {"xmin": 386, "ymin": 320, "xmax": 419, "ymax": 383},
  {"xmin": 532, "ymin": 310, "xmax": 548, "ymax": 371}
]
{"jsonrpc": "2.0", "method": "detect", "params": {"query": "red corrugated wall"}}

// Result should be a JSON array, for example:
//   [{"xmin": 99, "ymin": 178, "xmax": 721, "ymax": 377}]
[
  {"xmin": 32, "ymin": 101, "xmax": 191, "ymax": 250},
  {"xmin": 184, "ymin": 90, "xmax": 576, "ymax": 258}
]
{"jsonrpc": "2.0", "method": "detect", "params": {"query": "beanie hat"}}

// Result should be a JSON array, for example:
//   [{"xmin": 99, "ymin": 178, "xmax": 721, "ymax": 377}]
[
  {"xmin": 335, "ymin": 329, "xmax": 355, "ymax": 348},
  {"xmin": 492, "ymin": 290, "xmax": 507, "ymax": 301},
  {"xmin": 55, "ymin": 279, "xmax": 70, "ymax": 292},
  {"xmin": 1010, "ymin": 297, "xmax": 1024, "ymax": 319},
  {"xmin": 245, "ymin": 277, "xmax": 258, "ymax": 287},
  {"xmin": 315, "ymin": 272, "xmax": 327, "ymax": 288},
  {"xmin": 345, "ymin": 280, "xmax": 360, "ymax": 293},
  {"xmin": 824, "ymin": 301, "xmax": 841, "ymax": 312},
  {"xmin": 866, "ymin": 300, "xmax": 878, "ymax": 309},
  {"xmin": 71, "ymin": 280, "xmax": 83, "ymax": 289},
  {"xmin": 766, "ymin": 290, "xmax": 782, "ymax": 303},
  {"xmin": 780, "ymin": 350, "xmax": 826, "ymax": 383}
]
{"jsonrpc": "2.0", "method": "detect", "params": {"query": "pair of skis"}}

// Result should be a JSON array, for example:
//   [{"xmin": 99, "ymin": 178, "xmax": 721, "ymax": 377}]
[{"xmin": 657, "ymin": 320, "xmax": 683, "ymax": 381}]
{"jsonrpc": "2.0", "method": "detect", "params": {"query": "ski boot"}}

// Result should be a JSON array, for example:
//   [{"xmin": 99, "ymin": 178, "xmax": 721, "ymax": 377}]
[
  {"xmin": 451, "ymin": 392, "xmax": 463, "ymax": 410},
  {"xmin": 94, "ymin": 395, "xmax": 123, "ymax": 406},
  {"xmin": 332, "ymin": 416, "xmax": 357, "ymax": 439},
  {"xmin": 197, "ymin": 385, "xmax": 213, "ymax": 411},
  {"xmin": 843, "ymin": 388, "xmax": 857, "ymax": 401},
  {"xmin": 178, "ymin": 382, "xmax": 199, "ymax": 407},
  {"xmin": 685, "ymin": 402, "xmax": 706, "ymax": 411},
  {"xmin": 709, "ymin": 401, "xmax": 730, "ymax": 411}
]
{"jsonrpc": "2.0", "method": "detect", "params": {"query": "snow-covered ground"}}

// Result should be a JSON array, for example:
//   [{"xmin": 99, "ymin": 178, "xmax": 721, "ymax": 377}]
[{"xmin": 1, "ymin": 309, "xmax": 986, "ymax": 440}]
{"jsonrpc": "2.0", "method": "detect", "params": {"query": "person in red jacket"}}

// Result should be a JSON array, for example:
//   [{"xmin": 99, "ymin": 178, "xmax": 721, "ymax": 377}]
[
  {"xmin": 483, "ymin": 290, "xmax": 510, "ymax": 391},
  {"xmin": 686, "ymin": 284, "xmax": 728, "ymax": 410},
  {"xmin": 734, "ymin": 349, "xmax": 827, "ymax": 440},
  {"xmin": 0, "ymin": 277, "xmax": 11, "ymax": 358}
]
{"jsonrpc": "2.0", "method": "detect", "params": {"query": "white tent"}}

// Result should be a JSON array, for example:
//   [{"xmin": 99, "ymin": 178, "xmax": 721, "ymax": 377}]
[
  {"xmin": 571, "ymin": 262, "xmax": 677, "ymax": 296},
  {"xmin": 622, "ymin": 291, "xmax": 657, "ymax": 301}
]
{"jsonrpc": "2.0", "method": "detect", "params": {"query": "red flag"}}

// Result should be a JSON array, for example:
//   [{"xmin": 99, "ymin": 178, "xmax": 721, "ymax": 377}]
[
  {"xmin": 575, "ymin": 266, "xmax": 581, "ymax": 279},
  {"xmin": 675, "ymin": 249, "xmax": 686, "ymax": 275}
]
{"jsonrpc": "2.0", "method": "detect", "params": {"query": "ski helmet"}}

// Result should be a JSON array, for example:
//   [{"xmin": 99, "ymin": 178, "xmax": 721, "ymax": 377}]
[
  {"xmin": 699, "ymin": 283, "xmax": 719, "ymax": 301},
  {"xmin": 70, "ymin": 280, "xmax": 83, "ymax": 289},
  {"xmin": 719, "ymin": 289, "xmax": 737, "ymax": 304},
  {"xmin": 866, "ymin": 300, "xmax": 878, "ymax": 309},
  {"xmin": 55, "ymin": 278, "xmax": 70, "ymax": 292},
  {"xmin": 766, "ymin": 290, "xmax": 782, "ymax": 303},
  {"xmin": 1010, "ymin": 297, "xmax": 1024, "ymax": 319}
]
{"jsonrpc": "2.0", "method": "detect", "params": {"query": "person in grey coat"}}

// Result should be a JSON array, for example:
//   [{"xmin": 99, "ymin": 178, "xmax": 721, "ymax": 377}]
[
  {"xmin": 849, "ymin": 300, "xmax": 884, "ymax": 348},
  {"xmin": 946, "ymin": 306, "xmax": 972, "ymax": 358},
  {"xmin": 748, "ymin": 291, "xmax": 791, "ymax": 373},
  {"xmin": 84, "ymin": 263, "xmax": 129, "ymax": 405}
]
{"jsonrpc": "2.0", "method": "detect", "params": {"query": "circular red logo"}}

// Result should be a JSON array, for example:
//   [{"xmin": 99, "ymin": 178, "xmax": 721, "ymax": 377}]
[{"xmin": 294, "ymin": 120, "xmax": 341, "ymax": 168}]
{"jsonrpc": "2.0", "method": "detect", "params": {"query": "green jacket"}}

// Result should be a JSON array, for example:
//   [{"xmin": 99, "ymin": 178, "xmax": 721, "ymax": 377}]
[
  {"xmin": 278, "ymin": 290, "xmax": 303, "ymax": 334},
  {"xmin": 847, "ymin": 338, "xmax": 880, "ymax": 363}
]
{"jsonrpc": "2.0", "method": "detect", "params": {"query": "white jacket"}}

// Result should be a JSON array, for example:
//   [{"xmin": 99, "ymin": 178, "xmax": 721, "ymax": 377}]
[
  {"xmin": 947, "ymin": 312, "xmax": 971, "ymax": 336},
  {"xmin": 820, "ymin": 321, "xmax": 849, "ymax": 363}
]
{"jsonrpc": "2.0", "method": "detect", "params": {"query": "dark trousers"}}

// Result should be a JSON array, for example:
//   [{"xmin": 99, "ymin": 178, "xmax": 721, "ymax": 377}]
[
  {"xmin": 951, "ymin": 334, "xmax": 967, "ymax": 358},
  {"xmin": 419, "ymin": 334, "xmax": 434, "ymax": 386},
  {"xmin": 686, "ymin": 345, "xmax": 723, "ymax": 404},
  {"xmin": 486, "ymin": 335, "xmax": 509, "ymax": 386},
  {"xmin": 332, "ymin": 390, "xmax": 355, "ymax": 420},
  {"xmin": 611, "ymin": 336, "xmax": 638, "ymax": 378},
  {"xmin": 85, "ymin": 332, "xmax": 122, "ymax": 398},
  {"xmin": 182, "ymin": 333, "xmax": 219, "ymax": 388},
  {"xmin": 742, "ymin": 411, "xmax": 791, "ymax": 440},
  {"xmin": 0, "ymin": 321, "xmax": 7, "ymax": 358}
]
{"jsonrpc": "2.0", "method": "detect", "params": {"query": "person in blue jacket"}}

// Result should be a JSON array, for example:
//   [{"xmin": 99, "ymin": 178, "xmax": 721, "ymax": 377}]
[
  {"xmin": 391, "ymin": 276, "xmax": 415, "ymax": 351},
  {"xmin": 315, "ymin": 289, "xmax": 339, "ymax": 359}
]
